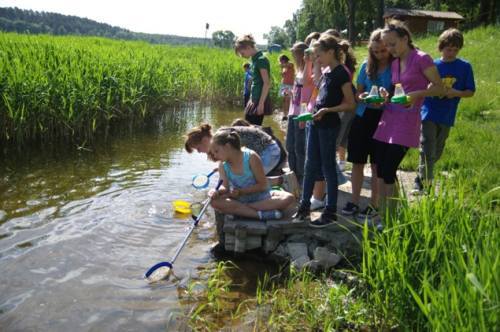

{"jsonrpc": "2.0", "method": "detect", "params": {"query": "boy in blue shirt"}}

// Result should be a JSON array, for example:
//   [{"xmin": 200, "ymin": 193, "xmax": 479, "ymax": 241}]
[
  {"xmin": 413, "ymin": 28, "xmax": 475, "ymax": 193},
  {"xmin": 243, "ymin": 62, "xmax": 252, "ymax": 107}
]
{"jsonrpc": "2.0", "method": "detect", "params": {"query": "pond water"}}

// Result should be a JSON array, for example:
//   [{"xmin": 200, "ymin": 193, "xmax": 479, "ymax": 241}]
[{"xmin": 0, "ymin": 104, "xmax": 284, "ymax": 331}]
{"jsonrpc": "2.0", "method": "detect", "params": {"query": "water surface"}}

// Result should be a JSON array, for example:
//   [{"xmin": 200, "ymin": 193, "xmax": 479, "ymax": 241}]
[{"xmin": 0, "ymin": 104, "xmax": 283, "ymax": 331}]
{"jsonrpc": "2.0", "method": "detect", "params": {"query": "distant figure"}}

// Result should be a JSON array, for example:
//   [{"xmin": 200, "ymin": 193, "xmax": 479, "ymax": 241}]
[
  {"xmin": 279, "ymin": 54, "xmax": 295, "ymax": 121},
  {"xmin": 243, "ymin": 62, "xmax": 252, "ymax": 107},
  {"xmin": 208, "ymin": 129, "xmax": 295, "ymax": 220},
  {"xmin": 413, "ymin": 28, "xmax": 475, "ymax": 193},
  {"xmin": 234, "ymin": 34, "xmax": 272, "ymax": 126}
]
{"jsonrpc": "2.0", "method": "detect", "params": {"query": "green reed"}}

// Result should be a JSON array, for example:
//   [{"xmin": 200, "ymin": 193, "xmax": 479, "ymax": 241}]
[
  {"xmin": 0, "ymin": 33, "xmax": 282, "ymax": 146},
  {"xmin": 362, "ymin": 175, "xmax": 499, "ymax": 330}
]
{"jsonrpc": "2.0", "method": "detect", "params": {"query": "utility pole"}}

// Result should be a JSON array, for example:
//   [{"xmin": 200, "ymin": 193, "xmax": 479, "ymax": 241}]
[
  {"xmin": 347, "ymin": 0, "xmax": 356, "ymax": 44},
  {"xmin": 377, "ymin": 0, "xmax": 385, "ymax": 28},
  {"xmin": 205, "ymin": 23, "xmax": 209, "ymax": 46}
]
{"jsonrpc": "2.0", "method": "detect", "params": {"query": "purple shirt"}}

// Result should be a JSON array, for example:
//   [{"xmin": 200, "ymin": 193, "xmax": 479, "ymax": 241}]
[{"xmin": 374, "ymin": 49, "xmax": 434, "ymax": 147}]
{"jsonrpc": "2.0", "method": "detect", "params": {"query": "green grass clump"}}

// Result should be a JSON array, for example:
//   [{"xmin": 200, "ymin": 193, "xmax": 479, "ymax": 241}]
[
  {"xmin": 249, "ymin": 269, "xmax": 382, "ymax": 331},
  {"xmin": 362, "ymin": 178, "xmax": 499, "ymax": 330}
]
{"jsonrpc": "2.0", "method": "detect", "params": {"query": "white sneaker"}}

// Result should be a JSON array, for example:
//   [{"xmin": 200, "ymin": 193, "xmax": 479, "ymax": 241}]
[{"xmin": 310, "ymin": 197, "xmax": 325, "ymax": 211}]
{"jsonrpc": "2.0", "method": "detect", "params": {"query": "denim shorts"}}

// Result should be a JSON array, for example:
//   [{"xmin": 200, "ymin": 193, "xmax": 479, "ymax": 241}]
[
  {"xmin": 238, "ymin": 190, "xmax": 272, "ymax": 204},
  {"xmin": 260, "ymin": 142, "xmax": 281, "ymax": 175}
]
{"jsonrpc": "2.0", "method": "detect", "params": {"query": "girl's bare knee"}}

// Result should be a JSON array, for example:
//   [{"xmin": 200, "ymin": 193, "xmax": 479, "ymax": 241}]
[
  {"xmin": 284, "ymin": 192, "xmax": 295, "ymax": 205},
  {"xmin": 210, "ymin": 198, "xmax": 223, "ymax": 209}
]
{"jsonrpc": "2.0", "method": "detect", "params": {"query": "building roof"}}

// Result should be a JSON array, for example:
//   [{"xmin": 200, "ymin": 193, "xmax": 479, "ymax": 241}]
[{"xmin": 384, "ymin": 8, "xmax": 464, "ymax": 20}]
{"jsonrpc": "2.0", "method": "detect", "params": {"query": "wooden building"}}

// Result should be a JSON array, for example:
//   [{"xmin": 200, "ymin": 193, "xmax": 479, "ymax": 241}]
[{"xmin": 384, "ymin": 8, "xmax": 464, "ymax": 34}]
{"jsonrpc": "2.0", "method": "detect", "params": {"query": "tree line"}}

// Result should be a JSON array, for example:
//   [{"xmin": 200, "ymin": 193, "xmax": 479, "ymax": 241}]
[
  {"xmin": 0, "ymin": 7, "xmax": 213, "ymax": 46},
  {"xmin": 265, "ymin": 0, "xmax": 499, "ymax": 46}
]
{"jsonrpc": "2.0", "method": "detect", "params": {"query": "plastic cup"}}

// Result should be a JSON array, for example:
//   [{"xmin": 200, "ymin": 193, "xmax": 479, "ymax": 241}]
[
  {"xmin": 293, "ymin": 112, "xmax": 313, "ymax": 122},
  {"xmin": 391, "ymin": 95, "xmax": 410, "ymax": 104},
  {"xmin": 363, "ymin": 96, "xmax": 385, "ymax": 104}
]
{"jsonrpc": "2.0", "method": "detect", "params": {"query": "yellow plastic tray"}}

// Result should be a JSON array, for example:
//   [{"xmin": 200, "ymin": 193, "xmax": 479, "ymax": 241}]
[{"xmin": 172, "ymin": 200, "xmax": 191, "ymax": 214}]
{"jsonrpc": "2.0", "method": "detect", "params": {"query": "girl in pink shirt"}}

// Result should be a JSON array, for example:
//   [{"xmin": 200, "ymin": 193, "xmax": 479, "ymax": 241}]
[{"xmin": 375, "ymin": 20, "xmax": 444, "ymax": 217}]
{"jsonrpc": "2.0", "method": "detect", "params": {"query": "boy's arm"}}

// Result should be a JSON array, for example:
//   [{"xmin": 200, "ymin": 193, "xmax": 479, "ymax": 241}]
[
  {"xmin": 445, "ymin": 88, "xmax": 474, "ymax": 98},
  {"xmin": 256, "ymin": 68, "xmax": 270, "ymax": 115},
  {"xmin": 446, "ymin": 62, "xmax": 475, "ymax": 98},
  {"xmin": 407, "ymin": 65, "xmax": 445, "ymax": 100}
]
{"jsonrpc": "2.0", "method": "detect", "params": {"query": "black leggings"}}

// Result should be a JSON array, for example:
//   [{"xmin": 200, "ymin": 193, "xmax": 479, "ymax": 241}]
[{"xmin": 375, "ymin": 141, "xmax": 409, "ymax": 184}]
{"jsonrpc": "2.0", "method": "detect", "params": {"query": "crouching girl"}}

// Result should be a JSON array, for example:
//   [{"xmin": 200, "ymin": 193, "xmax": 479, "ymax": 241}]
[{"xmin": 209, "ymin": 129, "xmax": 295, "ymax": 220}]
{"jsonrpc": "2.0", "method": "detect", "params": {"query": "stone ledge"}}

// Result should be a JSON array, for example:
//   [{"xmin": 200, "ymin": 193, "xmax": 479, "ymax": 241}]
[{"xmin": 215, "ymin": 210, "xmax": 368, "ymax": 271}]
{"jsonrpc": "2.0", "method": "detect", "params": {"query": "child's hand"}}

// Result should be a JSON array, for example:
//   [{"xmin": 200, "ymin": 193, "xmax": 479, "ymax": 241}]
[
  {"xmin": 228, "ymin": 189, "xmax": 240, "ymax": 199},
  {"xmin": 359, "ymin": 92, "xmax": 369, "ymax": 100},
  {"xmin": 313, "ymin": 108, "xmax": 328, "ymax": 121},
  {"xmin": 208, "ymin": 189, "xmax": 219, "ymax": 199},
  {"xmin": 359, "ymin": 91, "xmax": 382, "ymax": 107},
  {"xmin": 299, "ymin": 121, "xmax": 306, "ymax": 129},
  {"xmin": 209, "ymin": 188, "xmax": 226, "ymax": 199}
]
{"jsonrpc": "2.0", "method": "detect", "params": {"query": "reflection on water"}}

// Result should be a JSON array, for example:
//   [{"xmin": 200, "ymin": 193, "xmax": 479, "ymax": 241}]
[{"xmin": 0, "ymin": 103, "xmax": 283, "ymax": 331}]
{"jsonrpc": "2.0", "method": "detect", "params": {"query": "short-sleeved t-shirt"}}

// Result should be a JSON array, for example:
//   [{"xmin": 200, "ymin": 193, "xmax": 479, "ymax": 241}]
[
  {"xmin": 313, "ymin": 64, "xmax": 351, "ymax": 128},
  {"xmin": 421, "ymin": 58, "xmax": 475, "ymax": 127},
  {"xmin": 374, "ymin": 49, "xmax": 434, "ymax": 148},
  {"xmin": 250, "ymin": 51, "xmax": 270, "ymax": 102},
  {"xmin": 355, "ymin": 61, "xmax": 392, "ymax": 116}
]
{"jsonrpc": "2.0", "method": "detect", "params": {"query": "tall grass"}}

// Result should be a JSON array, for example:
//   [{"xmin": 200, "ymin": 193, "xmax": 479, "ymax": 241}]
[
  {"xmin": 362, "ymin": 178, "xmax": 499, "ymax": 330},
  {"xmin": 0, "ymin": 33, "xmax": 282, "ymax": 145}
]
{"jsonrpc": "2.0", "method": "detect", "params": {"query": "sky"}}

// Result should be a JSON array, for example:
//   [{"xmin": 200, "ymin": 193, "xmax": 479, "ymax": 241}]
[{"xmin": 0, "ymin": 0, "xmax": 303, "ymax": 43}]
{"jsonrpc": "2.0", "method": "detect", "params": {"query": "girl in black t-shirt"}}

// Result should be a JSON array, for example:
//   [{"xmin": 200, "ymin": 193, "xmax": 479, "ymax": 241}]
[{"xmin": 293, "ymin": 35, "xmax": 356, "ymax": 227}]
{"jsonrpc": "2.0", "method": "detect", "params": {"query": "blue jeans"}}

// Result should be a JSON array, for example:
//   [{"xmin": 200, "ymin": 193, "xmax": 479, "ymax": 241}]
[
  {"xmin": 286, "ymin": 116, "xmax": 306, "ymax": 183},
  {"xmin": 301, "ymin": 122, "xmax": 340, "ymax": 212}
]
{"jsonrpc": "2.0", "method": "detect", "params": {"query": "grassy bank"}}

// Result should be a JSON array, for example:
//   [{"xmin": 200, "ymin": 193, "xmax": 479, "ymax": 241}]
[
  {"xmin": 187, "ymin": 26, "xmax": 499, "ymax": 331},
  {"xmin": 0, "ymin": 33, "xmax": 282, "ymax": 145}
]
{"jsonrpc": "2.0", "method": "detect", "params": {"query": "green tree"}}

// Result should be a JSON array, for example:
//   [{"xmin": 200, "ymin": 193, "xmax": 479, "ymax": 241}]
[
  {"xmin": 284, "ymin": 17, "xmax": 298, "ymax": 45},
  {"xmin": 212, "ymin": 30, "xmax": 235, "ymax": 48},
  {"xmin": 263, "ymin": 26, "xmax": 289, "ymax": 46}
]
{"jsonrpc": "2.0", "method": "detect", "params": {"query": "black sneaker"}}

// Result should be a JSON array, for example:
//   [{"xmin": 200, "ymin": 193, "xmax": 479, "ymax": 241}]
[
  {"xmin": 292, "ymin": 205, "xmax": 310, "ymax": 221},
  {"xmin": 357, "ymin": 205, "xmax": 378, "ymax": 221},
  {"xmin": 411, "ymin": 176, "xmax": 424, "ymax": 195},
  {"xmin": 310, "ymin": 210, "xmax": 337, "ymax": 228},
  {"xmin": 341, "ymin": 202, "xmax": 359, "ymax": 216}
]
